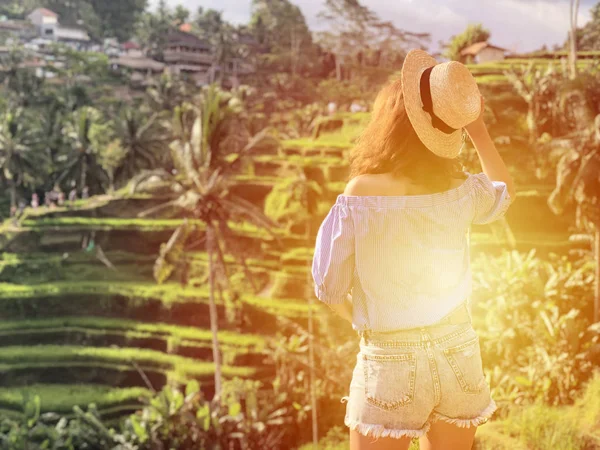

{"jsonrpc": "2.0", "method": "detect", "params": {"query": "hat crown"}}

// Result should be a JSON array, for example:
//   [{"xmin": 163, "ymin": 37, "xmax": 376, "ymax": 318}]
[{"xmin": 428, "ymin": 61, "xmax": 481, "ymax": 129}]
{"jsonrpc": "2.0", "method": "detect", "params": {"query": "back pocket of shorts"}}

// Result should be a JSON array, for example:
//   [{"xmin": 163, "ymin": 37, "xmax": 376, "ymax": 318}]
[
  {"xmin": 443, "ymin": 336, "xmax": 485, "ymax": 394},
  {"xmin": 362, "ymin": 352, "xmax": 416, "ymax": 411}
]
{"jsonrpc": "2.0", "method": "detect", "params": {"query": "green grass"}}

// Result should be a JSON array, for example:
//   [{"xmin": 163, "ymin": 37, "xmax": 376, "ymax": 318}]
[
  {"xmin": 0, "ymin": 281, "xmax": 318, "ymax": 317},
  {"xmin": 253, "ymin": 154, "xmax": 344, "ymax": 166},
  {"xmin": 0, "ymin": 345, "xmax": 256, "ymax": 379},
  {"xmin": 0, "ymin": 317, "xmax": 267, "ymax": 350},
  {"xmin": 18, "ymin": 196, "xmax": 115, "ymax": 218},
  {"xmin": 0, "ymin": 280, "xmax": 210, "ymax": 303},
  {"xmin": 0, "ymin": 384, "xmax": 151, "ymax": 414},
  {"xmin": 283, "ymin": 112, "xmax": 370, "ymax": 150},
  {"xmin": 231, "ymin": 174, "xmax": 281, "ymax": 184},
  {"xmin": 476, "ymin": 74, "xmax": 510, "ymax": 86},
  {"xmin": 4, "ymin": 217, "xmax": 285, "ymax": 241},
  {"xmin": 0, "ymin": 250, "xmax": 155, "ymax": 266}
]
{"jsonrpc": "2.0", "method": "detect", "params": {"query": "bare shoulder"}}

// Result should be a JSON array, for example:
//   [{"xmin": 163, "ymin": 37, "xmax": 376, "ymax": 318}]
[{"xmin": 343, "ymin": 174, "xmax": 381, "ymax": 196}]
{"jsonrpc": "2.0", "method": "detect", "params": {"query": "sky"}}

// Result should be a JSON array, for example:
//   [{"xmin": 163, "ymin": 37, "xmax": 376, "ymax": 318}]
[{"xmin": 150, "ymin": 0, "xmax": 597, "ymax": 54}]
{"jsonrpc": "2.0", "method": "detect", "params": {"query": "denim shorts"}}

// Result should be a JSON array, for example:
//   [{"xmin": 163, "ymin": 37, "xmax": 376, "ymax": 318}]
[{"xmin": 342, "ymin": 321, "xmax": 497, "ymax": 441}]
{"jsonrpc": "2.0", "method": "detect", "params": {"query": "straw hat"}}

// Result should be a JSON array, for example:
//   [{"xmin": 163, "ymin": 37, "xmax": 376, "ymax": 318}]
[{"xmin": 401, "ymin": 49, "xmax": 482, "ymax": 159}]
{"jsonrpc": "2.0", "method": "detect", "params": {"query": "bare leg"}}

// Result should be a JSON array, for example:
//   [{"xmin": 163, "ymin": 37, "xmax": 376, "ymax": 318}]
[
  {"xmin": 419, "ymin": 421, "xmax": 477, "ymax": 450},
  {"xmin": 350, "ymin": 429, "xmax": 414, "ymax": 450}
]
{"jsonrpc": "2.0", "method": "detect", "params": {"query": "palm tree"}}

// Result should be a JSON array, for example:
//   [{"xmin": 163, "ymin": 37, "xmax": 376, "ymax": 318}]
[
  {"xmin": 111, "ymin": 108, "xmax": 168, "ymax": 185},
  {"xmin": 0, "ymin": 109, "xmax": 44, "ymax": 210},
  {"xmin": 58, "ymin": 106, "xmax": 108, "ymax": 193},
  {"xmin": 146, "ymin": 70, "xmax": 187, "ymax": 113},
  {"xmin": 548, "ymin": 121, "xmax": 600, "ymax": 322},
  {"xmin": 131, "ymin": 84, "xmax": 284, "ymax": 398}
]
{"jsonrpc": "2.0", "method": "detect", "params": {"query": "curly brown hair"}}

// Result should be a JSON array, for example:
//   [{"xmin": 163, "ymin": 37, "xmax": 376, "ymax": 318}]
[{"xmin": 348, "ymin": 78, "xmax": 467, "ymax": 194}]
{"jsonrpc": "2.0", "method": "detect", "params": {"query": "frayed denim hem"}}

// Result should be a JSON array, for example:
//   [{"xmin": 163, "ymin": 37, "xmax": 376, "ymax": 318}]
[
  {"xmin": 344, "ymin": 415, "xmax": 430, "ymax": 441},
  {"xmin": 430, "ymin": 398, "xmax": 497, "ymax": 428}
]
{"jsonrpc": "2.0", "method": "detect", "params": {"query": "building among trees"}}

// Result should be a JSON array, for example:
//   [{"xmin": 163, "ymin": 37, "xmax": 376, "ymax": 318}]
[
  {"xmin": 461, "ymin": 41, "xmax": 507, "ymax": 64},
  {"xmin": 27, "ymin": 7, "xmax": 91, "ymax": 51}
]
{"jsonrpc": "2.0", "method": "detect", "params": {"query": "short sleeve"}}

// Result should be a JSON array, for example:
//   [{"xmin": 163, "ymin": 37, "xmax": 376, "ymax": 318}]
[
  {"xmin": 311, "ymin": 202, "xmax": 355, "ymax": 304},
  {"xmin": 471, "ymin": 172, "xmax": 513, "ymax": 225}
]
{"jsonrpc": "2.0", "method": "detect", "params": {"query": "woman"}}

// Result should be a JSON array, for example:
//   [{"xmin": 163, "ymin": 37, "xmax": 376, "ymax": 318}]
[{"xmin": 311, "ymin": 49, "xmax": 516, "ymax": 450}]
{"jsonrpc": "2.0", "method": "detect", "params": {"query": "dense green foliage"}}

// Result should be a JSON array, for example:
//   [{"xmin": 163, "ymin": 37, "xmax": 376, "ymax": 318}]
[{"xmin": 444, "ymin": 23, "xmax": 491, "ymax": 62}]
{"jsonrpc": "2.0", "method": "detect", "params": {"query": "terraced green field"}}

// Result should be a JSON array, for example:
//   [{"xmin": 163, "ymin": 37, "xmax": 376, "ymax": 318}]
[
  {"xmin": 0, "ymin": 102, "xmax": 578, "ymax": 420},
  {"xmin": 0, "ymin": 384, "xmax": 151, "ymax": 418}
]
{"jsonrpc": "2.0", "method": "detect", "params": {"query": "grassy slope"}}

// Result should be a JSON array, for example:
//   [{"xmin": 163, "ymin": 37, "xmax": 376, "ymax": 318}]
[
  {"xmin": 0, "ymin": 317, "xmax": 266, "ymax": 349},
  {"xmin": 0, "ymin": 384, "xmax": 151, "ymax": 415},
  {"xmin": 0, "ymin": 345, "xmax": 256, "ymax": 379}
]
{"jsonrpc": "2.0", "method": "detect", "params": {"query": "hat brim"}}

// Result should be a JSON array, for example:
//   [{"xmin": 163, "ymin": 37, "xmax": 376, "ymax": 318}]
[{"xmin": 401, "ymin": 49, "xmax": 463, "ymax": 159}]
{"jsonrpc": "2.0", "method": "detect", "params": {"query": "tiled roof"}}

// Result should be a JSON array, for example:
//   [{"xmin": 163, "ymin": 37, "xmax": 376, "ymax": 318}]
[
  {"xmin": 461, "ymin": 41, "xmax": 507, "ymax": 56},
  {"xmin": 34, "ymin": 8, "xmax": 58, "ymax": 18}
]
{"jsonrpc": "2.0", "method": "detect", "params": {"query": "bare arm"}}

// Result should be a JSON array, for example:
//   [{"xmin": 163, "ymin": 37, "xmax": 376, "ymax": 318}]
[{"xmin": 464, "ymin": 96, "xmax": 516, "ymax": 200}]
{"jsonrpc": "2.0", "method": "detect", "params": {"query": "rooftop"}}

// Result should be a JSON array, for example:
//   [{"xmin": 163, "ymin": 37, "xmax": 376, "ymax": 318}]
[
  {"xmin": 31, "ymin": 8, "xmax": 58, "ymax": 18},
  {"xmin": 461, "ymin": 41, "xmax": 507, "ymax": 56},
  {"xmin": 55, "ymin": 27, "xmax": 91, "ymax": 42},
  {"xmin": 110, "ymin": 55, "xmax": 165, "ymax": 72}
]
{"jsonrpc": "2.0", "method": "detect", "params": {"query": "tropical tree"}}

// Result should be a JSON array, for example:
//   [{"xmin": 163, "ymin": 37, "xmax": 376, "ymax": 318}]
[
  {"xmin": 109, "ymin": 108, "xmax": 168, "ymax": 185},
  {"xmin": 58, "ymin": 106, "xmax": 108, "ymax": 193},
  {"xmin": 576, "ymin": 2, "xmax": 600, "ymax": 50},
  {"xmin": 0, "ymin": 46, "xmax": 45, "ymax": 108},
  {"xmin": 193, "ymin": 8, "xmax": 237, "ymax": 85},
  {"xmin": 131, "ymin": 85, "xmax": 283, "ymax": 398},
  {"xmin": 87, "ymin": 0, "xmax": 148, "ymax": 42},
  {"xmin": 316, "ymin": 0, "xmax": 429, "ymax": 81},
  {"xmin": 37, "ymin": 98, "xmax": 68, "ymax": 166},
  {"xmin": 173, "ymin": 4, "xmax": 191, "ymax": 26},
  {"xmin": 443, "ymin": 23, "xmax": 490, "ymax": 62},
  {"xmin": 504, "ymin": 61, "xmax": 561, "ymax": 145},
  {"xmin": 146, "ymin": 69, "xmax": 188, "ymax": 112},
  {"xmin": 135, "ymin": 0, "xmax": 173, "ymax": 60},
  {"xmin": 0, "ymin": 109, "xmax": 44, "ymax": 210},
  {"xmin": 249, "ymin": 0, "xmax": 315, "ymax": 76},
  {"xmin": 548, "ymin": 117, "xmax": 600, "ymax": 323}
]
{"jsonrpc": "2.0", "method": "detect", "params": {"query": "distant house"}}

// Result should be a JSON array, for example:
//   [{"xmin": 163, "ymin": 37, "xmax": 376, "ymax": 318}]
[
  {"xmin": 0, "ymin": 20, "xmax": 37, "ymax": 42},
  {"xmin": 55, "ymin": 26, "xmax": 91, "ymax": 50},
  {"xmin": 164, "ymin": 29, "xmax": 213, "ymax": 75},
  {"xmin": 27, "ymin": 8, "xmax": 58, "ymax": 39},
  {"xmin": 27, "ymin": 7, "xmax": 91, "ymax": 50},
  {"xmin": 121, "ymin": 41, "xmax": 143, "ymax": 57},
  {"xmin": 461, "ymin": 41, "xmax": 507, "ymax": 64},
  {"xmin": 110, "ymin": 55, "xmax": 165, "ymax": 75}
]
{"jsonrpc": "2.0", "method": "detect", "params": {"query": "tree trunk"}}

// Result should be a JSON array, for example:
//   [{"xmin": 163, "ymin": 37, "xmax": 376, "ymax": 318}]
[
  {"xmin": 81, "ymin": 154, "xmax": 88, "ymax": 192},
  {"xmin": 305, "ymin": 210, "xmax": 319, "ymax": 447},
  {"xmin": 569, "ymin": 0, "xmax": 580, "ymax": 80},
  {"xmin": 595, "ymin": 229, "xmax": 599, "ymax": 323},
  {"xmin": 527, "ymin": 104, "xmax": 538, "ymax": 145},
  {"xmin": 207, "ymin": 225, "xmax": 223, "ymax": 399},
  {"xmin": 9, "ymin": 180, "xmax": 16, "ymax": 212},
  {"xmin": 335, "ymin": 54, "xmax": 342, "ymax": 81}
]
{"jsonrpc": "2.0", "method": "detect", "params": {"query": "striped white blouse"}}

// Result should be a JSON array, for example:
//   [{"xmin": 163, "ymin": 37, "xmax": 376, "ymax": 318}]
[{"xmin": 311, "ymin": 171, "xmax": 513, "ymax": 332}]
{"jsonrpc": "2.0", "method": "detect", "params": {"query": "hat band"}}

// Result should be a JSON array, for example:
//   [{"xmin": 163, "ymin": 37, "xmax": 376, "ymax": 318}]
[{"xmin": 420, "ymin": 67, "xmax": 458, "ymax": 135}]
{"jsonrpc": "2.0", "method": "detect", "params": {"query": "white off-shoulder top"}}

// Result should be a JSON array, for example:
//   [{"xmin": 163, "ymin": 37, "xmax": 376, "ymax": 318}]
[{"xmin": 311, "ymin": 171, "xmax": 513, "ymax": 332}]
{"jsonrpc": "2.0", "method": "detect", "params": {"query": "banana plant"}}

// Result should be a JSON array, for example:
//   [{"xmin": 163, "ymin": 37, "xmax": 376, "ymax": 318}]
[{"xmin": 504, "ymin": 61, "xmax": 560, "ymax": 145}]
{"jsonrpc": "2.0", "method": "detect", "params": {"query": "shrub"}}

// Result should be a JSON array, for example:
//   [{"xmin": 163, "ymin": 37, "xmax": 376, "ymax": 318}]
[{"xmin": 471, "ymin": 249, "xmax": 599, "ymax": 408}]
